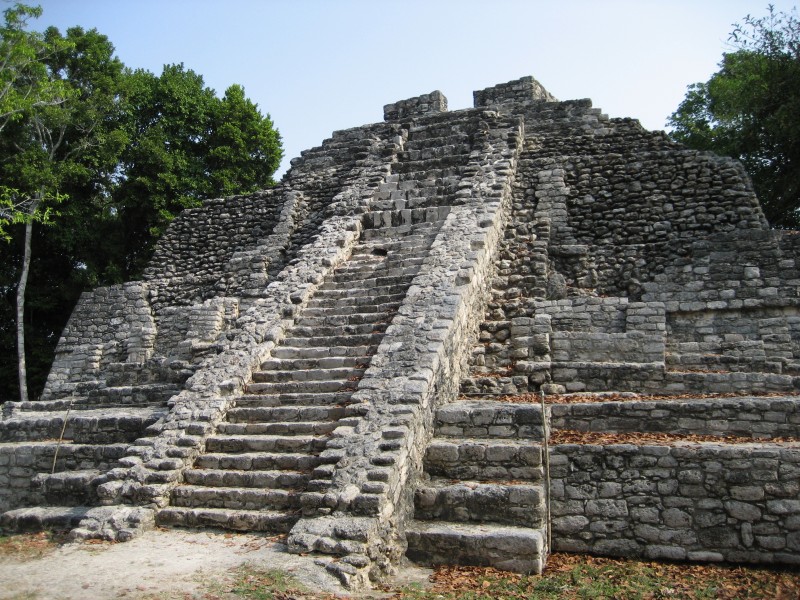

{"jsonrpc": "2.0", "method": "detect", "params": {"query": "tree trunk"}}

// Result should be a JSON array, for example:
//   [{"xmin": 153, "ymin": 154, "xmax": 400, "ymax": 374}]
[{"xmin": 16, "ymin": 196, "xmax": 39, "ymax": 403}]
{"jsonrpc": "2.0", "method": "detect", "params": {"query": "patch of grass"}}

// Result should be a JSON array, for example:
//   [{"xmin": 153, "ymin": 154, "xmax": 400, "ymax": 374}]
[
  {"xmin": 228, "ymin": 564, "xmax": 307, "ymax": 599},
  {"xmin": 390, "ymin": 554, "xmax": 800, "ymax": 599},
  {"xmin": 0, "ymin": 530, "xmax": 68, "ymax": 561},
  {"xmin": 177, "ymin": 563, "xmax": 337, "ymax": 600}
]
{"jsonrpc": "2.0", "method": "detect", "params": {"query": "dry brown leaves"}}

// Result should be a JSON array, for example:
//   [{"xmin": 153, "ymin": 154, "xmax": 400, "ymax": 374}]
[
  {"xmin": 407, "ymin": 554, "xmax": 800, "ymax": 599},
  {"xmin": 550, "ymin": 429, "xmax": 800, "ymax": 446},
  {"xmin": 0, "ymin": 530, "xmax": 68, "ymax": 560},
  {"xmin": 498, "ymin": 391, "xmax": 789, "ymax": 405},
  {"xmin": 548, "ymin": 553, "xmax": 800, "ymax": 599}
]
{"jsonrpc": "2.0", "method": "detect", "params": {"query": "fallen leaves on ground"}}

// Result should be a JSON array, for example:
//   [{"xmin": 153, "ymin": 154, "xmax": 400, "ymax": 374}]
[
  {"xmin": 0, "ymin": 530, "xmax": 68, "ymax": 560},
  {"xmin": 497, "ymin": 391, "xmax": 788, "ymax": 405},
  {"xmin": 389, "ymin": 554, "xmax": 800, "ymax": 599},
  {"xmin": 550, "ymin": 429, "xmax": 800, "ymax": 446}
]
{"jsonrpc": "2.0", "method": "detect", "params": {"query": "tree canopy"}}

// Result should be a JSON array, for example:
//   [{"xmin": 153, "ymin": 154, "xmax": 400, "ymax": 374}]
[
  {"xmin": 0, "ymin": 3, "xmax": 283, "ymax": 400},
  {"xmin": 668, "ymin": 6, "xmax": 800, "ymax": 227}
]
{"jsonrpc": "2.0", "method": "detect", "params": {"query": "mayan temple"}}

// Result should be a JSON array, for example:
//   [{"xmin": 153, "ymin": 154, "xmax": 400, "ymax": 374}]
[{"xmin": 1, "ymin": 76, "xmax": 799, "ymax": 588}]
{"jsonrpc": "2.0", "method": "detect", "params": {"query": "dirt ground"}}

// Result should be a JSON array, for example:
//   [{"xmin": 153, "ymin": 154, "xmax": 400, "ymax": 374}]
[{"xmin": 0, "ymin": 528, "xmax": 400, "ymax": 599}]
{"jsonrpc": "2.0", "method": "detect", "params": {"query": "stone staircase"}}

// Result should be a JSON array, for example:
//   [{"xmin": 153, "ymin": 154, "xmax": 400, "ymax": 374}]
[
  {"xmin": 156, "ymin": 213, "xmax": 446, "ymax": 532},
  {"xmin": 0, "ymin": 396, "xmax": 167, "ymax": 531},
  {"xmin": 406, "ymin": 400, "xmax": 550, "ymax": 573}
]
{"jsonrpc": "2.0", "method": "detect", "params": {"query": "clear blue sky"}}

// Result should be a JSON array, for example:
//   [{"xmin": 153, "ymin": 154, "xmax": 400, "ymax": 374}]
[{"xmin": 32, "ymin": 0, "xmax": 799, "ymax": 179}]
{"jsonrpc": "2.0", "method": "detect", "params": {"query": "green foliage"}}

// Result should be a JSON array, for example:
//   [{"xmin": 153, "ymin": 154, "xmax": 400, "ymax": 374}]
[
  {"xmin": 0, "ymin": 3, "xmax": 73, "ymax": 238},
  {"xmin": 0, "ymin": 3, "xmax": 67, "ymax": 133},
  {"xmin": 0, "ymin": 186, "xmax": 60, "ymax": 241},
  {"xmin": 0, "ymin": 3, "xmax": 283, "ymax": 400},
  {"xmin": 115, "ymin": 65, "xmax": 283, "ymax": 277},
  {"xmin": 208, "ymin": 84, "xmax": 283, "ymax": 197},
  {"xmin": 668, "ymin": 6, "xmax": 800, "ymax": 227}
]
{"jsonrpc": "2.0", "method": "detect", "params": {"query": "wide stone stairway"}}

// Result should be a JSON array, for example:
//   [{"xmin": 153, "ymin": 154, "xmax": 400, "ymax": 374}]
[
  {"xmin": 405, "ymin": 400, "xmax": 550, "ymax": 573},
  {"xmin": 157, "ymin": 210, "xmax": 446, "ymax": 532}
]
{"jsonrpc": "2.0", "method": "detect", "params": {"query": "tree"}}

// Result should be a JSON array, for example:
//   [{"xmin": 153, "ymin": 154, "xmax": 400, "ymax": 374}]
[
  {"xmin": 0, "ymin": 3, "xmax": 66, "ymax": 135},
  {"xmin": 0, "ymin": 4, "xmax": 283, "ymax": 402},
  {"xmin": 0, "ymin": 4, "xmax": 77, "ymax": 402},
  {"xmin": 668, "ymin": 6, "xmax": 800, "ymax": 227},
  {"xmin": 114, "ymin": 65, "xmax": 283, "ymax": 277},
  {"xmin": 207, "ymin": 84, "xmax": 282, "ymax": 197}
]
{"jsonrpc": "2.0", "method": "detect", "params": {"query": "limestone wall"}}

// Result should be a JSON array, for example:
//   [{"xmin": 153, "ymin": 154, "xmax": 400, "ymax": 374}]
[
  {"xmin": 43, "ymin": 282, "xmax": 156, "ymax": 401},
  {"xmin": 551, "ymin": 443, "xmax": 800, "ymax": 566}
]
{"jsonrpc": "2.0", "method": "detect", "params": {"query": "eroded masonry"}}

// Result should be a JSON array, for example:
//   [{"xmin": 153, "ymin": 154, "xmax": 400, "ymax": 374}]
[{"xmin": 2, "ymin": 77, "xmax": 800, "ymax": 588}]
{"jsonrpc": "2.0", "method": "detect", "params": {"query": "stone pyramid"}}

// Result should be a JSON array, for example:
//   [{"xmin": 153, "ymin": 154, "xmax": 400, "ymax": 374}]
[{"xmin": 2, "ymin": 77, "xmax": 799, "ymax": 588}]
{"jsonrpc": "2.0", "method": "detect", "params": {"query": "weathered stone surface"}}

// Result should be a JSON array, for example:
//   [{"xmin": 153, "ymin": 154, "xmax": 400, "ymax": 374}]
[{"xmin": 4, "ymin": 75, "xmax": 800, "ymax": 588}]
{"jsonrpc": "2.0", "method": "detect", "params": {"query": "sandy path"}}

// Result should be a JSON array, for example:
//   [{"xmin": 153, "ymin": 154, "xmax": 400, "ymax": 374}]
[{"xmin": 0, "ymin": 528, "xmax": 347, "ymax": 599}]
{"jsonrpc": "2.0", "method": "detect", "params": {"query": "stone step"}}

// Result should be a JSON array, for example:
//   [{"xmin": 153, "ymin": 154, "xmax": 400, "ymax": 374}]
[
  {"xmin": 351, "ymin": 235, "xmax": 434, "ymax": 253},
  {"xmin": 334, "ymin": 256, "xmax": 425, "ymax": 274},
  {"xmin": 424, "ymin": 439, "xmax": 544, "ymax": 481},
  {"xmin": 32, "ymin": 469, "xmax": 102, "ymax": 506},
  {"xmin": 279, "ymin": 333, "xmax": 384, "ymax": 350},
  {"xmin": 170, "ymin": 485, "xmax": 301, "ymax": 511},
  {"xmin": 83, "ymin": 383, "xmax": 180, "ymax": 407},
  {"xmin": 320, "ymin": 273, "xmax": 415, "ymax": 291},
  {"xmin": 357, "ymin": 227, "xmax": 438, "ymax": 243},
  {"xmin": 301, "ymin": 302, "xmax": 399, "ymax": 317},
  {"xmin": 156, "ymin": 506, "xmax": 298, "ymax": 533},
  {"xmin": 310, "ymin": 285, "xmax": 408, "ymax": 301},
  {"xmin": 361, "ymin": 212, "xmax": 445, "ymax": 230},
  {"xmin": 327, "ymin": 266, "xmax": 421, "ymax": 284},
  {"xmin": 183, "ymin": 468, "xmax": 309, "ymax": 489},
  {"xmin": 259, "ymin": 356, "xmax": 367, "ymax": 371},
  {"xmin": 226, "ymin": 404, "xmax": 348, "ymax": 423},
  {"xmin": 0, "ymin": 440, "xmax": 129, "ymax": 473},
  {"xmin": 289, "ymin": 323, "xmax": 387, "ymax": 338},
  {"xmin": 350, "ymin": 244, "xmax": 431, "ymax": 259},
  {"xmin": 204, "ymin": 434, "xmax": 328, "ymax": 454},
  {"xmin": 362, "ymin": 204, "xmax": 450, "ymax": 223},
  {"xmin": 216, "ymin": 421, "xmax": 339, "ymax": 436},
  {"xmin": 293, "ymin": 311, "xmax": 395, "ymax": 328},
  {"xmin": 414, "ymin": 479, "xmax": 546, "ymax": 528},
  {"xmin": 245, "ymin": 379, "xmax": 359, "ymax": 395},
  {"xmin": 251, "ymin": 367, "xmax": 365, "ymax": 384},
  {"xmin": 233, "ymin": 391, "xmax": 357, "ymax": 407},
  {"xmin": 405, "ymin": 521, "xmax": 546, "ymax": 574},
  {"xmin": 305, "ymin": 293, "xmax": 406, "ymax": 309},
  {"xmin": 0, "ymin": 505, "xmax": 92, "ymax": 533},
  {"xmin": 270, "ymin": 345, "xmax": 375, "ymax": 360},
  {"xmin": 360, "ymin": 228, "xmax": 438, "ymax": 243},
  {"xmin": 194, "ymin": 451, "xmax": 322, "ymax": 472},
  {"xmin": 0, "ymin": 408, "xmax": 164, "ymax": 444},
  {"xmin": 394, "ymin": 157, "xmax": 472, "ymax": 175},
  {"xmin": 459, "ymin": 376, "xmax": 528, "ymax": 397},
  {"xmin": 435, "ymin": 401, "xmax": 547, "ymax": 440}
]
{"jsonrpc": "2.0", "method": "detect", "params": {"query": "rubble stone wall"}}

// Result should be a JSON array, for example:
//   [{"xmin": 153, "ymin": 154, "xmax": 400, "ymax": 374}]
[{"xmin": 143, "ymin": 190, "xmax": 285, "ymax": 312}]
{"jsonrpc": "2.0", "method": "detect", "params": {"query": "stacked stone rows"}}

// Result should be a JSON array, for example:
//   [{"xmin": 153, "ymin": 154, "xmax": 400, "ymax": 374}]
[
  {"xmin": 550, "ymin": 396, "xmax": 800, "ymax": 439},
  {"xmin": 406, "ymin": 401, "xmax": 549, "ymax": 573},
  {"xmin": 282, "ymin": 123, "xmax": 399, "ymax": 264},
  {"xmin": 144, "ymin": 191, "xmax": 283, "ymax": 312},
  {"xmin": 550, "ymin": 443, "xmax": 800, "ymax": 566}
]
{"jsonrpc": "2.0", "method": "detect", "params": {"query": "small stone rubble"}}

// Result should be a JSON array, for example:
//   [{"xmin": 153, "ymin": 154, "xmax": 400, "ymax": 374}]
[{"xmin": 2, "ymin": 75, "xmax": 800, "ymax": 589}]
